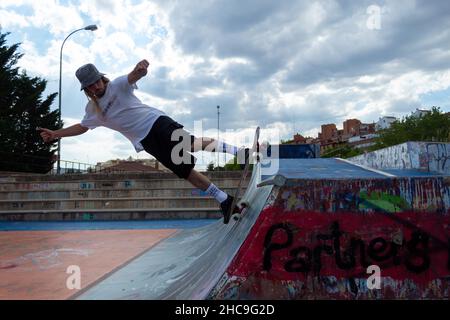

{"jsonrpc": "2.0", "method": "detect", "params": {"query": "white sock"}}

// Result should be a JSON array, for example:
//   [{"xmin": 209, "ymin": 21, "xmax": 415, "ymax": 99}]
[
  {"xmin": 217, "ymin": 141, "xmax": 238, "ymax": 156},
  {"xmin": 205, "ymin": 183, "xmax": 228, "ymax": 203}
]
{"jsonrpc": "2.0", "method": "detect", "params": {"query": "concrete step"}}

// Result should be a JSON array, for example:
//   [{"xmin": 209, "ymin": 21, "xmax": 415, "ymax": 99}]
[
  {"xmin": 0, "ymin": 171, "xmax": 248, "ymax": 221},
  {"xmin": 0, "ymin": 197, "xmax": 224, "ymax": 211},
  {"xmin": 0, "ymin": 187, "xmax": 247, "ymax": 200},
  {"xmin": 0, "ymin": 178, "xmax": 245, "ymax": 191},
  {"xmin": 0, "ymin": 208, "xmax": 222, "ymax": 221},
  {"xmin": 0, "ymin": 170, "xmax": 245, "ymax": 182}
]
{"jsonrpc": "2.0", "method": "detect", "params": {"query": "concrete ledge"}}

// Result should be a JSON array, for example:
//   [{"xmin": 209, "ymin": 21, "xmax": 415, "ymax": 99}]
[
  {"xmin": 0, "ymin": 208, "xmax": 222, "ymax": 221},
  {"xmin": 0, "ymin": 187, "xmax": 247, "ymax": 200},
  {"xmin": 0, "ymin": 170, "xmax": 247, "ymax": 182},
  {"xmin": 0, "ymin": 178, "xmax": 247, "ymax": 191},
  {"xmin": 0, "ymin": 197, "xmax": 221, "ymax": 210}
]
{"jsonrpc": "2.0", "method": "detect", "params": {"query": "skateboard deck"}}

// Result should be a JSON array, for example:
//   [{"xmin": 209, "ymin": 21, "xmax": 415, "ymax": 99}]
[{"xmin": 229, "ymin": 127, "xmax": 260, "ymax": 221}]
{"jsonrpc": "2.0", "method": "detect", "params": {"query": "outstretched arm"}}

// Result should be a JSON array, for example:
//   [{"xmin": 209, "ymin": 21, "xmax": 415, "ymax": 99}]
[
  {"xmin": 38, "ymin": 124, "xmax": 88, "ymax": 143},
  {"xmin": 128, "ymin": 59, "xmax": 150, "ymax": 85}
]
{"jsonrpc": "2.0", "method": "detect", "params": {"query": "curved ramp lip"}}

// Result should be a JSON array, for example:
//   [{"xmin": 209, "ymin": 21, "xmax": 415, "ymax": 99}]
[{"xmin": 257, "ymin": 174, "xmax": 287, "ymax": 187}]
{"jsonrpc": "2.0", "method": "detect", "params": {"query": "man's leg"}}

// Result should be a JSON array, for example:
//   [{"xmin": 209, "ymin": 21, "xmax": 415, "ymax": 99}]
[
  {"xmin": 191, "ymin": 137, "xmax": 248, "ymax": 166},
  {"xmin": 186, "ymin": 169, "xmax": 237, "ymax": 224},
  {"xmin": 186, "ymin": 169, "xmax": 214, "ymax": 192},
  {"xmin": 140, "ymin": 119, "xmax": 237, "ymax": 224},
  {"xmin": 191, "ymin": 137, "xmax": 238, "ymax": 155}
]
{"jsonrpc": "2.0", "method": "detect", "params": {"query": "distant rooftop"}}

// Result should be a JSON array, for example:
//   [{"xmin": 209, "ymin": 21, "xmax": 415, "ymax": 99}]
[{"xmin": 100, "ymin": 161, "xmax": 160, "ymax": 173}]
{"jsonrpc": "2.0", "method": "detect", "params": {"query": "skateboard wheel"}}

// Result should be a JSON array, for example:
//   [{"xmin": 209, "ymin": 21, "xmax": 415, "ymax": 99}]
[
  {"xmin": 240, "ymin": 201, "xmax": 249, "ymax": 208},
  {"xmin": 232, "ymin": 213, "xmax": 241, "ymax": 221}
]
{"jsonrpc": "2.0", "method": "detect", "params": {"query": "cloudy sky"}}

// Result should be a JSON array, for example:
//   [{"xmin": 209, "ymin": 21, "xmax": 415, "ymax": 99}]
[{"xmin": 1, "ymin": 0, "xmax": 450, "ymax": 169}]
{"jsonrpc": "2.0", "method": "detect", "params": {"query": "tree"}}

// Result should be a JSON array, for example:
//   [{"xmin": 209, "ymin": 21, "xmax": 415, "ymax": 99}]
[
  {"xmin": 206, "ymin": 162, "xmax": 215, "ymax": 172},
  {"xmin": 321, "ymin": 107, "xmax": 450, "ymax": 159},
  {"xmin": 222, "ymin": 156, "xmax": 253, "ymax": 171},
  {"xmin": 0, "ymin": 31, "xmax": 61, "ymax": 173},
  {"xmin": 321, "ymin": 144, "xmax": 364, "ymax": 158},
  {"xmin": 205, "ymin": 158, "xmax": 247, "ymax": 171},
  {"xmin": 374, "ymin": 106, "xmax": 450, "ymax": 148}
]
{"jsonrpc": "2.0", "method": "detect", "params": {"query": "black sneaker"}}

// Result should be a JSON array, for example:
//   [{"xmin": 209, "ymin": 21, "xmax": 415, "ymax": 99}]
[
  {"xmin": 237, "ymin": 147, "xmax": 250, "ymax": 170},
  {"xmin": 220, "ymin": 194, "xmax": 238, "ymax": 224}
]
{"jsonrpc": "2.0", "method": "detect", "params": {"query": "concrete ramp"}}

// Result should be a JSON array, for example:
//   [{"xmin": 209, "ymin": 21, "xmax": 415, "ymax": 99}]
[
  {"xmin": 77, "ymin": 155, "xmax": 450, "ymax": 300},
  {"xmin": 208, "ymin": 158, "xmax": 450, "ymax": 299},
  {"xmin": 76, "ymin": 164, "xmax": 273, "ymax": 299}
]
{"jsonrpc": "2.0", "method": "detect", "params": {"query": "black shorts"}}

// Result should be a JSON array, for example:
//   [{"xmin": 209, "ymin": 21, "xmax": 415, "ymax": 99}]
[{"xmin": 140, "ymin": 116, "xmax": 196, "ymax": 179}]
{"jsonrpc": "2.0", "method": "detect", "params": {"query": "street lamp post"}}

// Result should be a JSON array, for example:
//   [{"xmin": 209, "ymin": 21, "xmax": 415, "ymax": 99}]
[
  {"xmin": 217, "ymin": 105, "xmax": 220, "ymax": 168},
  {"xmin": 57, "ymin": 24, "xmax": 97, "ymax": 174}
]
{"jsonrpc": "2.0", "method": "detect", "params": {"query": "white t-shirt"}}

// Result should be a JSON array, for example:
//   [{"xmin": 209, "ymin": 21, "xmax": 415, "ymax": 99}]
[{"xmin": 81, "ymin": 75, "xmax": 166, "ymax": 152}]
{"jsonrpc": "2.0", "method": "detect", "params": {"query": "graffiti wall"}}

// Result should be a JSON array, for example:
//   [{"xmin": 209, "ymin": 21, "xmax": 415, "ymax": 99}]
[
  {"xmin": 209, "ymin": 178, "xmax": 450, "ymax": 299},
  {"xmin": 349, "ymin": 142, "xmax": 450, "ymax": 174},
  {"xmin": 348, "ymin": 142, "xmax": 450, "ymax": 174}
]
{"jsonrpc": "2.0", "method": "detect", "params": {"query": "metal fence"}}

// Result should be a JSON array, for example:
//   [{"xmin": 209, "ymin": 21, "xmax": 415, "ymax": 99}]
[
  {"xmin": 0, "ymin": 151, "xmax": 99, "ymax": 175},
  {"xmin": 50, "ymin": 159, "xmax": 96, "ymax": 174}
]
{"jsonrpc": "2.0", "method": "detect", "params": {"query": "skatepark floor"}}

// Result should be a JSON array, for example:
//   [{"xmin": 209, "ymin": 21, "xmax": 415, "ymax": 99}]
[{"xmin": 0, "ymin": 219, "xmax": 216, "ymax": 300}]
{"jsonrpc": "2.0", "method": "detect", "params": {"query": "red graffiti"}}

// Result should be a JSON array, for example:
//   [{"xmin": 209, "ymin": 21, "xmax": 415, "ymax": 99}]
[{"xmin": 227, "ymin": 207, "xmax": 450, "ymax": 285}]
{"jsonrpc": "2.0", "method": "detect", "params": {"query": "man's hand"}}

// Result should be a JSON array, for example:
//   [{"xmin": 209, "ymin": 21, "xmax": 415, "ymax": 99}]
[
  {"xmin": 37, "ymin": 127, "xmax": 58, "ymax": 143},
  {"xmin": 37, "ymin": 124, "xmax": 88, "ymax": 143},
  {"xmin": 128, "ymin": 59, "xmax": 150, "ymax": 84}
]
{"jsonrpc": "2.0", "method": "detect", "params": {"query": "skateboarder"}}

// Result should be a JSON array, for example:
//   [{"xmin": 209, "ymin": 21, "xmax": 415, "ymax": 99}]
[{"xmin": 38, "ymin": 60, "xmax": 248, "ymax": 224}]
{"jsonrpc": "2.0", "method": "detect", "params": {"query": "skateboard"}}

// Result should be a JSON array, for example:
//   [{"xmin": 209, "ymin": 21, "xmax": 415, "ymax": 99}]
[
  {"xmin": 232, "ymin": 200, "xmax": 249, "ymax": 221},
  {"xmin": 229, "ymin": 127, "xmax": 260, "ymax": 222}
]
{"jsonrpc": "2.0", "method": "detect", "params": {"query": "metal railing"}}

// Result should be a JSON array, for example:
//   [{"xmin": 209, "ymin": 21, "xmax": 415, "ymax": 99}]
[
  {"xmin": 0, "ymin": 151, "xmax": 98, "ymax": 175},
  {"xmin": 51, "ymin": 159, "xmax": 96, "ymax": 174},
  {"xmin": 1, "ymin": 152, "xmax": 203, "ymax": 175},
  {"xmin": 50, "ymin": 160, "xmax": 156, "ymax": 174}
]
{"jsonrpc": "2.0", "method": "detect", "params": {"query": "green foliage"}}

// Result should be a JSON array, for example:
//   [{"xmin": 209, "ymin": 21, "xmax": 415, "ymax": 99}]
[
  {"xmin": 280, "ymin": 139, "xmax": 294, "ymax": 145},
  {"xmin": 322, "ymin": 107, "xmax": 449, "ymax": 159},
  {"xmin": 223, "ymin": 155, "xmax": 254, "ymax": 171},
  {"xmin": 223, "ymin": 156, "xmax": 242, "ymax": 171},
  {"xmin": 206, "ymin": 162, "xmax": 227, "ymax": 171},
  {"xmin": 321, "ymin": 144, "xmax": 364, "ymax": 158},
  {"xmin": 206, "ymin": 162, "xmax": 215, "ymax": 172},
  {"xmin": 374, "ymin": 107, "xmax": 450, "ymax": 148},
  {"xmin": 0, "ymin": 31, "xmax": 61, "ymax": 173},
  {"xmin": 205, "ymin": 157, "xmax": 251, "ymax": 172}
]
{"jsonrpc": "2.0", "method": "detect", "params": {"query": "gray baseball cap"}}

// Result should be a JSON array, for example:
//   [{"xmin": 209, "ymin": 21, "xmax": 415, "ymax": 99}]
[{"xmin": 75, "ymin": 63, "xmax": 105, "ymax": 90}]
